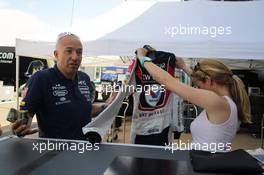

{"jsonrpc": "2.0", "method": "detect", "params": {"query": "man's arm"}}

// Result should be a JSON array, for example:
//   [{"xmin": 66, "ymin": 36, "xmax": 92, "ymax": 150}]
[
  {"xmin": 91, "ymin": 91, "xmax": 118, "ymax": 117},
  {"xmin": 91, "ymin": 104, "xmax": 106, "ymax": 117},
  {"xmin": 12, "ymin": 72, "xmax": 44, "ymax": 136},
  {"xmin": 12, "ymin": 112, "xmax": 38, "ymax": 136}
]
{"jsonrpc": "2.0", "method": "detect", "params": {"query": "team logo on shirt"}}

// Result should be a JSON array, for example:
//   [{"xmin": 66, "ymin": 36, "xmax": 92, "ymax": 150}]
[
  {"xmin": 144, "ymin": 85, "xmax": 162, "ymax": 107},
  {"xmin": 78, "ymin": 81, "xmax": 91, "ymax": 102},
  {"xmin": 51, "ymin": 84, "xmax": 71, "ymax": 105},
  {"xmin": 78, "ymin": 81, "xmax": 87, "ymax": 86},
  {"xmin": 52, "ymin": 84, "xmax": 68, "ymax": 97},
  {"xmin": 60, "ymin": 97, "xmax": 66, "ymax": 101}
]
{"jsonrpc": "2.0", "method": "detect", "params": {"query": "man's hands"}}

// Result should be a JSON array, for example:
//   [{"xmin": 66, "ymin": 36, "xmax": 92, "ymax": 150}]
[{"xmin": 12, "ymin": 117, "xmax": 38, "ymax": 137}]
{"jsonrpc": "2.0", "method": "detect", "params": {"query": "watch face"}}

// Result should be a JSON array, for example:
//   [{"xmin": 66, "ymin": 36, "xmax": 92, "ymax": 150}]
[{"xmin": 145, "ymin": 57, "xmax": 152, "ymax": 61}]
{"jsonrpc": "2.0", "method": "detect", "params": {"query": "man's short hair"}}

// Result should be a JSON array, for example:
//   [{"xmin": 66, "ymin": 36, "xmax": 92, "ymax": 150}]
[{"xmin": 56, "ymin": 32, "xmax": 80, "ymax": 48}]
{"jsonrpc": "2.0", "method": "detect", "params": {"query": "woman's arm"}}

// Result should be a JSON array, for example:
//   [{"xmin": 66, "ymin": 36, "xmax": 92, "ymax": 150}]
[
  {"xmin": 175, "ymin": 56, "xmax": 193, "ymax": 77},
  {"xmin": 136, "ymin": 49, "xmax": 226, "ymax": 114}
]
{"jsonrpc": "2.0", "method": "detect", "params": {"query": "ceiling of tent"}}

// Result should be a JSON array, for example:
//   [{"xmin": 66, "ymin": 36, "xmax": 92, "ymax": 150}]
[
  {"xmin": 84, "ymin": 1, "xmax": 264, "ymax": 60},
  {"xmin": 15, "ymin": 1, "xmax": 264, "ymax": 70}
]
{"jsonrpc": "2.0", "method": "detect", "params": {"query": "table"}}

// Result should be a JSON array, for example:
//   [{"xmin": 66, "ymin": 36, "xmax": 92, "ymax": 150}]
[{"xmin": 0, "ymin": 136, "xmax": 253, "ymax": 175}]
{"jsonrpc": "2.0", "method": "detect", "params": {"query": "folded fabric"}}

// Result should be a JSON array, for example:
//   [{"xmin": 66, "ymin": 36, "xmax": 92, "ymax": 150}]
[
  {"xmin": 190, "ymin": 149, "xmax": 263, "ymax": 174},
  {"xmin": 82, "ymin": 62, "xmax": 137, "ymax": 143},
  {"xmin": 84, "ymin": 131, "xmax": 102, "ymax": 144}
]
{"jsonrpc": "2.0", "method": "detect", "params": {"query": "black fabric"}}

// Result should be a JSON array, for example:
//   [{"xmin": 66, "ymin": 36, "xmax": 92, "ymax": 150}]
[
  {"xmin": 173, "ymin": 131, "xmax": 182, "ymax": 139},
  {"xmin": 190, "ymin": 149, "xmax": 263, "ymax": 174},
  {"xmin": 85, "ymin": 131, "xmax": 102, "ymax": 144},
  {"xmin": 115, "ymin": 117, "xmax": 122, "ymax": 128},
  {"xmin": 135, "ymin": 50, "xmax": 176, "ymax": 109},
  {"xmin": 249, "ymin": 95, "xmax": 264, "ymax": 137},
  {"xmin": 103, "ymin": 156, "xmax": 187, "ymax": 175},
  {"xmin": 132, "ymin": 49, "xmax": 176, "ymax": 145},
  {"xmin": 135, "ymin": 126, "xmax": 169, "ymax": 146}
]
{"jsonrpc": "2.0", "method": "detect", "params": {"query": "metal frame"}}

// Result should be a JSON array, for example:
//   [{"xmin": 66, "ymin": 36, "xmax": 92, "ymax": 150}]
[
  {"xmin": 261, "ymin": 114, "xmax": 264, "ymax": 148},
  {"xmin": 107, "ymin": 101, "xmax": 129, "ymax": 143},
  {"xmin": 116, "ymin": 102, "xmax": 129, "ymax": 143}
]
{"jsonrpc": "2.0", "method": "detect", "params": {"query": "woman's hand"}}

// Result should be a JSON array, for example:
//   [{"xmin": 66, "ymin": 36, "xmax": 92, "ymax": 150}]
[
  {"xmin": 136, "ymin": 48, "xmax": 148, "ymax": 59},
  {"xmin": 175, "ymin": 56, "xmax": 186, "ymax": 70},
  {"xmin": 175, "ymin": 57, "xmax": 193, "ymax": 76}
]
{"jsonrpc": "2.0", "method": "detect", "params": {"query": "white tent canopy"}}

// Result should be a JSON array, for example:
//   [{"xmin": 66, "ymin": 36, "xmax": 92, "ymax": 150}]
[
  {"xmin": 15, "ymin": 1, "xmax": 155, "ymax": 62},
  {"xmin": 84, "ymin": 1, "xmax": 264, "ymax": 60},
  {"xmin": 16, "ymin": 1, "xmax": 264, "ymax": 60}
]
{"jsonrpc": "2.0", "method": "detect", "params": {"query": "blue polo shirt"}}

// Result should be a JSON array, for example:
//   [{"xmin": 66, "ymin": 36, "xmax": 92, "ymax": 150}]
[{"xmin": 21, "ymin": 65, "xmax": 92, "ymax": 140}]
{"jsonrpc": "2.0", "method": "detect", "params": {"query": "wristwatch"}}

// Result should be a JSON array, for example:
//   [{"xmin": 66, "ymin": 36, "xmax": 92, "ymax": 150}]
[{"xmin": 139, "ymin": 56, "xmax": 152, "ymax": 66}]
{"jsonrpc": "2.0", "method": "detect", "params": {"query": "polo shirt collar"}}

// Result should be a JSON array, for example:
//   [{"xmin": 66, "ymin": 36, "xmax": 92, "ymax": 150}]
[{"xmin": 54, "ymin": 64, "xmax": 79, "ymax": 85}]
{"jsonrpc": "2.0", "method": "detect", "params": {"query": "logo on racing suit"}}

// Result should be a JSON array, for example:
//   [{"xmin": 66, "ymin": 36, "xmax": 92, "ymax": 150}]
[{"xmin": 144, "ymin": 85, "xmax": 163, "ymax": 107}]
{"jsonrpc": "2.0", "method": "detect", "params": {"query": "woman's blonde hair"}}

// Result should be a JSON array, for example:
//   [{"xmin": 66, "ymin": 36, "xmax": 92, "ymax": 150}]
[{"xmin": 191, "ymin": 59, "xmax": 251, "ymax": 123}]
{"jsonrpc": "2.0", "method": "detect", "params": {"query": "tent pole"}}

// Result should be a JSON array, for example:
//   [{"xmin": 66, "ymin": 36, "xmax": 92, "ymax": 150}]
[{"xmin": 16, "ymin": 55, "xmax": 19, "ymax": 110}]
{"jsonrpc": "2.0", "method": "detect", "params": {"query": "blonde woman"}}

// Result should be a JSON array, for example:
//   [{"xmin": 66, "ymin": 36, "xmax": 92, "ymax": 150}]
[{"xmin": 136, "ymin": 48, "xmax": 251, "ymax": 151}]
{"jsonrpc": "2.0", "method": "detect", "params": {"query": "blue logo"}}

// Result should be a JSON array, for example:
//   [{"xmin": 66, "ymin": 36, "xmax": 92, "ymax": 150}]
[{"xmin": 144, "ymin": 85, "xmax": 162, "ymax": 107}]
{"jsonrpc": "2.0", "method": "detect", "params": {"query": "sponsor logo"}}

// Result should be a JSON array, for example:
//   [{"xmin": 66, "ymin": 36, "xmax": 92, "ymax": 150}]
[
  {"xmin": 0, "ymin": 52, "xmax": 14, "ymax": 59},
  {"xmin": 52, "ymin": 84, "xmax": 68, "ymax": 97},
  {"xmin": 144, "ymin": 85, "xmax": 162, "ymax": 107},
  {"xmin": 60, "ymin": 97, "xmax": 66, "ymax": 101},
  {"xmin": 78, "ymin": 80, "xmax": 87, "ymax": 86},
  {"xmin": 0, "ymin": 52, "xmax": 15, "ymax": 63},
  {"xmin": 53, "ymin": 90, "xmax": 68, "ymax": 97}
]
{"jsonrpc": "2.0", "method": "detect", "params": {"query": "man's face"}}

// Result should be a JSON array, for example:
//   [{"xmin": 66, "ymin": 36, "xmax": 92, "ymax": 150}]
[{"xmin": 54, "ymin": 36, "xmax": 83, "ymax": 76}]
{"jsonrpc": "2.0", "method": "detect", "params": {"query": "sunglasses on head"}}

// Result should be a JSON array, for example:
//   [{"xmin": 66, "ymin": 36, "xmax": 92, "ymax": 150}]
[
  {"xmin": 193, "ymin": 62, "xmax": 209, "ymax": 76},
  {"xmin": 57, "ymin": 32, "xmax": 80, "ymax": 41}
]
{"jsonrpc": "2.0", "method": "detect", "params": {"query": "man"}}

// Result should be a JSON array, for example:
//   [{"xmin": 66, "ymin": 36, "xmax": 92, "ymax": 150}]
[{"xmin": 12, "ymin": 32, "xmax": 114, "ymax": 140}]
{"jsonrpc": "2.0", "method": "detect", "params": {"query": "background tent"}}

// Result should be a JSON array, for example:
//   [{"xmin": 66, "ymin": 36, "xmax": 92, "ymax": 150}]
[
  {"xmin": 84, "ymin": 1, "xmax": 264, "ymax": 59},
  {"xmin": 15, "ymin": 1, "xmax": 264, "ymax": 108},
  {"xmin": 16, "ymin": 1, "xmax": 264, "ymax": 61}
]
